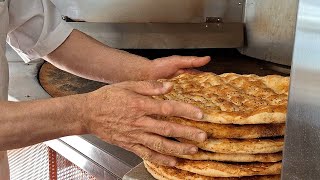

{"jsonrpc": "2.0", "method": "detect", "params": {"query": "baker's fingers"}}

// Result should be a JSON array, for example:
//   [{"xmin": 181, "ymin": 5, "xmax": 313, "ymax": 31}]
[
  {"xmin": 159, "ymin": 55, "xmax": 211, "ymax": 69},
  {"xmin": 134, "ymin": 117, "xmax": 207, "ymax": 142},
  {"xmin": 140, "ymin": 98, "xmax": 203, "ymax": 120},
  {"xmin": 132, "ymin": 133, "xmax": 199, "ymax": 156},
  {"xmin": 174, "ymin": 69, "xmax": 203, "ymax": 77},
  {"xmin": 115, "ymin": 81, "xmax": 173, "ymax": 96},
  {"xmin": 128, "ymin": 144, "xmax": 177, "ymax": 166}
]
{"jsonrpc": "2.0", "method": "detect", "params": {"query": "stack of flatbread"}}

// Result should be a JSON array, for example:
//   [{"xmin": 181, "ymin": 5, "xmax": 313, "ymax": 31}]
[{"xmin": 145, "ymin": 73, "xmax": 289, "ymax": 180}]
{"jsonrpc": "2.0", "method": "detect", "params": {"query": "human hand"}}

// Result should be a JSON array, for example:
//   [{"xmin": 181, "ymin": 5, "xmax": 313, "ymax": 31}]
[
  {"xmin": 79, "ymin": 81, "xmax": 207, "ymax": 166},
  {"xmin": 146, "ymin": 56, "xmax": 211, "ymax": 80}
]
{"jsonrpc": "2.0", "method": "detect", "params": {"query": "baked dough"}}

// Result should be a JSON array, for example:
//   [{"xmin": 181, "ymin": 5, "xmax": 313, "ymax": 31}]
[
  {"xmin": 144, "ymin": 161, "xmax": 281, "ymax": 180},
  {"xmin": 155, "ymin": 73, "xmax": 289, "ymax": 124},
  {"xmin": 146, "ymin": 73, "xmax": 286, "ymax": 179},
  {"xmin": 175, "ymin": 160, "xmax": 281, "ymax": 177},
  {"xmin": 158, "ymin": 116, "xmax": 285, "ymax": 139},
  {"xmin": 176, "ymin": 150, "xmax": 282, "ymax": 162},
  {"xmin": 179, "ymin": 138, "xmax": 284, "ymax": 154}
]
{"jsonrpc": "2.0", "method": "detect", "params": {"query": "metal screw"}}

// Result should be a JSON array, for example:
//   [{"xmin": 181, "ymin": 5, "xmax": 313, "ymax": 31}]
[
  {"xmin": 238, "ymin": 2, "xmax": 242, "ymax": 5},
  {"xmin": 205, "ymin": 17, "xmax": 223, "ymax": 23}
]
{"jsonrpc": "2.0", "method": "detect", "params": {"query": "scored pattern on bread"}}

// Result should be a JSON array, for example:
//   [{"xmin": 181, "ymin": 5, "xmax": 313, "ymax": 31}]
[
  {"xmin": 155, "ymin": 73, "xmax": 289, "ymax": 124},
  {"xmin": 146, "ymin": 73, "xmax": 287, "ymax": 179}
]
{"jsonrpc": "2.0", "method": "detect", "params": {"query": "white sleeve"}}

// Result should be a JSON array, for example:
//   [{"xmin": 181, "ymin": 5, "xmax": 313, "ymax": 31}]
[{"xmin": 6, "ymin": 0, "xmax": 73, "ymax": 63}]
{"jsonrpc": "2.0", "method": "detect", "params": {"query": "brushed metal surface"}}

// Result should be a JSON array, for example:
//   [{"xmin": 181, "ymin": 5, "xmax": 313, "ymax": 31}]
[
  {"xmin": 282, "ymin": 0, "xmax": 320, "ymax": 179},
  {"xmin": 60, "ymin": 135, "xmax": 141, "ymax": 178},
  {"xmin": 240, "ymin": 0, "xmax": 299, "ymax": 66},
  {"xmin": 46, "ymin": 139, "xmax": 118, "ymax": 180},
  {"xmin": 51, "ymin": 0, "xmax": 245, "ymax": 49},
  {"xmin": 45, "ymin": 136, "xmax": 141, "ymax": 180},
  {"xmin": 204, "ymin": 0, "xmax": 245, "ymax": 23},
  {"xmin": 52, "ymin": 0, "xmax": 244, "ymax": 23},
  {"xmin": 82, "ymin": 135, "xmax": 142, "ymax": 168},
  {"xmin": 52, "ymin": 0, "xmax": 205, "ymax": 23},
  {"xmin": 69, "ymin": 22, "xmax": 244, "ymax": 49},
  {"xmin": 123, "ymin": 162, "xmax": 155, "ymax": 180}
]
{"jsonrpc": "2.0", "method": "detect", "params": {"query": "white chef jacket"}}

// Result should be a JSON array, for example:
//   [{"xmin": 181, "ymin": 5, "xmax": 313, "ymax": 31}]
[{"xmin": 0, "ymin": 0, "xmax": 73, "ymax": 179}]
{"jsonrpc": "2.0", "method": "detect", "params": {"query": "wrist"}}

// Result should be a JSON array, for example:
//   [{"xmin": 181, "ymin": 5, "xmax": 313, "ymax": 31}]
[
  {"xmin": 115, "ymin": 49, "xmax": 153, "ymax": 81},
  {"xmin": 62, "ymin": 94, "xmax": 89, "ymax": 135}
]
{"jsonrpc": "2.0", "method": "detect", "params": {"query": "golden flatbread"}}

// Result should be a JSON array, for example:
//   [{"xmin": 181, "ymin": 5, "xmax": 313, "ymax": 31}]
[
  {"xmin": 158, "ymin": 116, "xmax": 285, "ymax": 139},
  {"xmin": 175, "ymin": 160, "xmax": 281, "ymax": 178},
  {"xmin": 155, "ymin": 73, "xmax": 289, "ymax": 124},
  {"xmin": 176, "ymin": 150, "xmax": 282, "ymax": 162},
  {"xmin": 179, "ymin": 138, "xmax": 283, "ymax": 154},
  {"xmin": 145, "ymin": 161, "xmax": 281, "ymax": 180}
]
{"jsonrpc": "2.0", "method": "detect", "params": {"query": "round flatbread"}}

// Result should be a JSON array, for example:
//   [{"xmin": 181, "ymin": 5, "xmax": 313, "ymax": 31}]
[
  {"xmin": 155, "ymin": 73, "xmax": 289, "ymax": 124},
  {"xmin": 175, "ymin": 160, "xmax": 281, "ymax": 178},
  {"xmin": 157, "ymin": 116, "xmax": 285, "ymax": 139},
  {"xmin": 179, "ymin": 138, "xmax": 283, "ymax": 154},
  {"xmin": 176, "ymin": 150, "xmax": 282, "ymax": 162},
  {"xmin": 144, "ymin": 161, "xmax": 281, "ymax": 180}
]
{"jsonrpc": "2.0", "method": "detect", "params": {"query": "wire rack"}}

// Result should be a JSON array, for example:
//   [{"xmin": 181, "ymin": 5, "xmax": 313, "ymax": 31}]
[
  {"xmin": 8, "ymin": 143, "xmax": 49, "ymax": 180},
  {"xmin": 49, "ymin": 148, "xmax": 96, "ymax": 180},
  {"xmin": 8, "ymin": 143, "xmax": 95, "ymax": 180}
]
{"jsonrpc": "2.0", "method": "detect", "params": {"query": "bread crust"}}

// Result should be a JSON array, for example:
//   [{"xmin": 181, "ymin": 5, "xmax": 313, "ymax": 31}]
[
  {"xmin": 176, "ymin": 150, "xmax": 282, "ymax": 163},
  {"xmin": 175, "ymin": 160, "xmax": 281, "ymax": 178},
  {"xmin": 155, "ymin": 73, "xmax": 289, "ymax": 124},
  {"xmin": 157, "ymin": 116, "xmax": 285, "ymax": 139},
  {"xmin": 179, "ymin": 138, "xmax": 284, "ymax": 154},
  {"xmin": 144, "ymin": 161, "xmax": 281, "ymax": 180}
]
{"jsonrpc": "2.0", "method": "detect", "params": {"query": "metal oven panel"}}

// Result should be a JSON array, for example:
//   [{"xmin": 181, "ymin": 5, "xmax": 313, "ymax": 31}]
[
  {"xmin": 282, "ymin": 0, "xmax": 320, "ymax": 178},
  {"xmin": 51, "ymin": 0, "xmax": 205, "ymax": 23},
  {"xmin": 204, "ymin": 0, "xmax": 245, "ymax": 23},
  {"xmin": 52, "ymin": 0, "xmax": 244, "ymax": 23},
  {"xmin": 51, "ymin": 0, "xmax": 299, "ymax": 65},
  {"xmin": 68, "ymin": 22, "xmax": 244, "ymax": 49},
  {"xmin": 51, "ymin": 0, "xmax": 245, "ymax": 49},
  {"xmin": 240, "ymin": 0, "xmax": 299, "ymax": 66}
]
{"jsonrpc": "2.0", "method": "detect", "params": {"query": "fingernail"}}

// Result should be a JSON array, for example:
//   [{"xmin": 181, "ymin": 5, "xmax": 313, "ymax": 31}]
[
  {"xmin": 198, "ymin": 132, "xmax": 207, "ymax": 142},
  {"xmin": 163, "ymin": 82, "xmax": 173, "ymax": 91},
  {"xmin": 189, "ymin": 147, "xmax": 198, "ymax": 154},
  {"xmin": 196, "ymin": 112, "xmax": 203, "ymax": 119},
  {"xmin": 169, "ymin": 161, "xmax": 176, "ymax": 166}
]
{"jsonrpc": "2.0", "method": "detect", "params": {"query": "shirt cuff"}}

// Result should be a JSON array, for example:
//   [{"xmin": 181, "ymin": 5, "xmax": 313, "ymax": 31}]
[{"xmin": 21, "ymin": 21, "xmax": 73, "ymax": 63}]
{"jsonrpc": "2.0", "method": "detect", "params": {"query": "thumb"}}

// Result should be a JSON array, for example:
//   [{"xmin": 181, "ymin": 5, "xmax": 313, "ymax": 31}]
[{"xmin": 115, "ymin": 81, "xmax": 173, "ymax": 96}]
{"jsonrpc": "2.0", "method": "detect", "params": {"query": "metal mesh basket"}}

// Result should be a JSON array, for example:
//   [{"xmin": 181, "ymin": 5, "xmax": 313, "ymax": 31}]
[
  {"xmin": 49, "ymin": 148, "xmax": 96, "ymax": 180},
  {"xmin": 8, "ymin": 143, "xmax": 95, "ymax": 180}
]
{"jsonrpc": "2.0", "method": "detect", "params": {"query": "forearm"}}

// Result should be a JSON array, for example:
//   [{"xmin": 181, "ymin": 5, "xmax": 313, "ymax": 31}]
[
  {"xmin": 45, "ymin": 30, "xmax": 152, "ymax": 83},
  {"xmin": 0, "ymin": 95, "xmax": 85, "ymax": 150}
]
